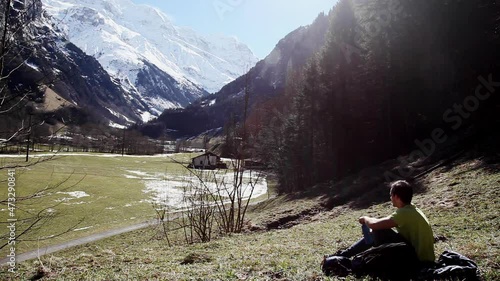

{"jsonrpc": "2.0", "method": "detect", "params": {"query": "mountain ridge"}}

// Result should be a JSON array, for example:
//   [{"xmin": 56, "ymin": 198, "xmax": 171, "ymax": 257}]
[
  {"xmin": 42, "ymin": 0, "xmax": 259, "ymax": 121},
  {"xmin": 1, "ymin": 0, "xmax": 169, "ymax": 129},
  {"xmin": 143, "ymin": 11, "xmax": 332, "ymax": 138}
]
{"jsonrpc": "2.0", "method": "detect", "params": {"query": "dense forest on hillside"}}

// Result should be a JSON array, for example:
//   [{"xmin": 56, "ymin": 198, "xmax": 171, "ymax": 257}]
[{"xmin": 250, "ymin": 0, "xmax": 500, "ymax": 192}]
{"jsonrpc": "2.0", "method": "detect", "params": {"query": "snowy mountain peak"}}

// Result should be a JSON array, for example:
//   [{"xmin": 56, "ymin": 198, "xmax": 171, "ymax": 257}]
[{"xmin": 42, "ymin": 0, "xmax": 259, "ymax": 121}]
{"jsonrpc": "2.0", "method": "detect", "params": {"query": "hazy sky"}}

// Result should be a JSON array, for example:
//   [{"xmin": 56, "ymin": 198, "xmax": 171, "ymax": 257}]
[{"xmin": 132, "ymin": 0, "xmax": 335, "ymax": 59}]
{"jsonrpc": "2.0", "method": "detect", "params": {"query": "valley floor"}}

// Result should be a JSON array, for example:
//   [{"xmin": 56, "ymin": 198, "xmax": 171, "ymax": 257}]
[{"xmin": 1, "ymin": 151, "xmax": 499, "ymax": 280}]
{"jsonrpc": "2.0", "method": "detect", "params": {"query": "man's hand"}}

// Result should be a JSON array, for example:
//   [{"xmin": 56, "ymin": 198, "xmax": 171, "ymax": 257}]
[
  {"xmin": 358, "ymin": 216, "xmax": 367, "ymax": 224},
  {"xmin": 358, "ymin": 215, "xmax": 398, "ymax": 230}
]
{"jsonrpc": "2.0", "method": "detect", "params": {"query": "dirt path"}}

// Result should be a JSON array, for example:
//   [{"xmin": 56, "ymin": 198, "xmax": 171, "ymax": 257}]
[{"xmin": 0, "ymin": 221, "xmax": 154, "ymax": 265}]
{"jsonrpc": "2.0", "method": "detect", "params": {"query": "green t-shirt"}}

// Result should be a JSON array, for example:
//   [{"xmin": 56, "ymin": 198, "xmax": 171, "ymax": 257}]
[{"xmin": 390, "ymin": 204, "xmax": 435, "ymax": 262}]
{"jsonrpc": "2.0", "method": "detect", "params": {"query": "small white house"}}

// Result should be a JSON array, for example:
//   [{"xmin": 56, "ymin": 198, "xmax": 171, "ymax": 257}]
[{"xmin": 191, "ymin": 152, "xmax": 220, "ymax": 169}]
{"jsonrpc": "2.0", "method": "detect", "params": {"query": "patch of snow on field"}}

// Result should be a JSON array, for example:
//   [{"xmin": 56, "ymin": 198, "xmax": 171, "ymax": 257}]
[
  {"xmin": 125, "ymin": 170, "xmax": 151, "ymax": 177},
  {"xmin": 58, "ymin": 191, "xmax": 90, "ymax": 198},
  {"xmin": 124, "ymin": 170, "xmax": 160, "ymax": 180},
  {"xmin": 144, "ymin": 180, "xmax": 187, "ymax": 207},
  {"xmin": 142, "ymin": 171, "xmax": 268, "ymax": 209}
]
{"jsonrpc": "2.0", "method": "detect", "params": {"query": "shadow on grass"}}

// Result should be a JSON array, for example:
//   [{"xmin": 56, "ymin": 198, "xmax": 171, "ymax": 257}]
[
  {"xmin": 319, "ymin": 160, "xmax": 430, "ymax": 211},
  {"xmin": 319, "ymin": 132, "xmax": 500, "ymax": 210},
  {"xmin": 441, "ymin": 135, "xmax": 499, "ymax": 178},
  {"xmin": 250, "ymin": 133, "xmax": 499, "ymax": 231}
]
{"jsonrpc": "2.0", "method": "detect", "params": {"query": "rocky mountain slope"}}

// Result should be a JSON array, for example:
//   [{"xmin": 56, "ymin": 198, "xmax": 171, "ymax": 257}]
[
  {"xmin": 42, "ymin": 0, "xmax": 259, "ymax": 121},
  {"xmin": 1, "ymin": 0, "xmax": 148, "ymax": 128}
]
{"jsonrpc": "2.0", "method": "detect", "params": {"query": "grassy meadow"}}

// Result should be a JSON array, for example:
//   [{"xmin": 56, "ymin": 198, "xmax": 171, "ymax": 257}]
[
  {"xmin": 0, "ymin": 152, "xmax": 221, "ymax": 256},
  {"xmin": 0, "ymin": 152, "xmax": 498, "ymax": 280}
]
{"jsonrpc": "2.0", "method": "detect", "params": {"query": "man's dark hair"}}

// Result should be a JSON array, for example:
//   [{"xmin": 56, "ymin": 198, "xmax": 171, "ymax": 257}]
[{"xmin": 390, "ymin": 180, "xmax": 413, "ymax": 204}]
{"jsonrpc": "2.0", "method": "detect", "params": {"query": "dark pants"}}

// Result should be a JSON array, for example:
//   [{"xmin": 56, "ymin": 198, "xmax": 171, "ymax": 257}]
[{"xmin": 340, "ymin": 224, "xmax": 407, "ymax": 258}]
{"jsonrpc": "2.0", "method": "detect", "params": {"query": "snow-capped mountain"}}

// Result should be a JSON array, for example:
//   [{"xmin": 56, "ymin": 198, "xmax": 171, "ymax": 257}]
[
  {"xmin": 2, "ymin": 0, "xmax": 151, "ymax": 128},
  {"xmin": 42, "ymin": 0, "xmax": 259, "ymax": 121}
]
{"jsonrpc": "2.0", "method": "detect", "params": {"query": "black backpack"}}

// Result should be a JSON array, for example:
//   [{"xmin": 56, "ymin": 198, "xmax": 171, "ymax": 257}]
[
  {"xmin": 321, "ymin": 255, "xmax": 352, "ymax": 277},
  {"xmin": 351, "ymin": 242, "xmax": 420, "ymax": 280},
  {"xmin": 425, "ymin": 250, "xmax": 482, "ymax": 281}
]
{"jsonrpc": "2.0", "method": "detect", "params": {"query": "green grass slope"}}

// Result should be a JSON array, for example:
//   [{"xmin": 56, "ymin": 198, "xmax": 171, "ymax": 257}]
[{"xmin": 2, "ymin": 151, "xmax": 499, "ymax": 280}]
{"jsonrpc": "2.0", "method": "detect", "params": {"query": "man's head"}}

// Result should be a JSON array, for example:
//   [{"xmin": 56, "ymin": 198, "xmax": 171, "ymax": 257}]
[{"xmin": 390, "ymin": 180, "xmax": 413, "ymax": 207}]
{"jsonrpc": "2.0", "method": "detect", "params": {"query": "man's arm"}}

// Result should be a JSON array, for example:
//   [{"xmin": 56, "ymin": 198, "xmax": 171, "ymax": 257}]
[{"xmin": 359, "ymin": 216, "xmax": 397, "ymax": 230}]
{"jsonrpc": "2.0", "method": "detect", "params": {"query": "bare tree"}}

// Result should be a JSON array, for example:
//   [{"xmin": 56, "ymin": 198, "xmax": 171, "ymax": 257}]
[
  {"xmin": 151, "ymin": 196, "xmax": 172, "ymax": 247},
  {"xmin": 163, "ymin": 73, "xmax": 261, "ymax": 238},
  {"xmin": 215, "ymin": 71, "xmax": 258, "ymax": 233},
  {"xmin": 0, "ymin": 0, "xmax": 66, "ymax": 161},
  {"xmin": 167, "ymin": 157, "xmax": 262, "ymax": 239},
  {"xmin": 1, "ymin": 0, "xmax": 41, "ymax": 145},
  {"xmin": 184, "ymin": 173, "xmax": 216, "ymax": 243},
  {"xmin": 0, "ymin": 0, "xmax": 86, "ymax": 253},
  {"xmin": 209, "ymin": 164, "xmax": 261, "ymax": 234}
]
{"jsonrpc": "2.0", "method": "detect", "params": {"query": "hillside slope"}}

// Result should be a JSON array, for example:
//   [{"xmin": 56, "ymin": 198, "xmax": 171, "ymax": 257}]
[
  {"xmin": 3, "ymin": 140, "xmax": 498, "ymax": 280},
  {"xmin": 143, "ymin": 12, "xmax": 331, "ymax": 138}
]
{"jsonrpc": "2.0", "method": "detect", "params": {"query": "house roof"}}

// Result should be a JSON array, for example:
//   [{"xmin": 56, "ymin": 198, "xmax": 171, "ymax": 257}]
[{"xmin": 191, "ymin": 152, "xmax": 219, "ymax": 160}]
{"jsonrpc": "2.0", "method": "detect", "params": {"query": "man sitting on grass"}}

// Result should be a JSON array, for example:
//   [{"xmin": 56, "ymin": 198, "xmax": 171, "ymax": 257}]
[{"xmin": 336, "ymin": 180, "xmax": 435, "ymax": 264}]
